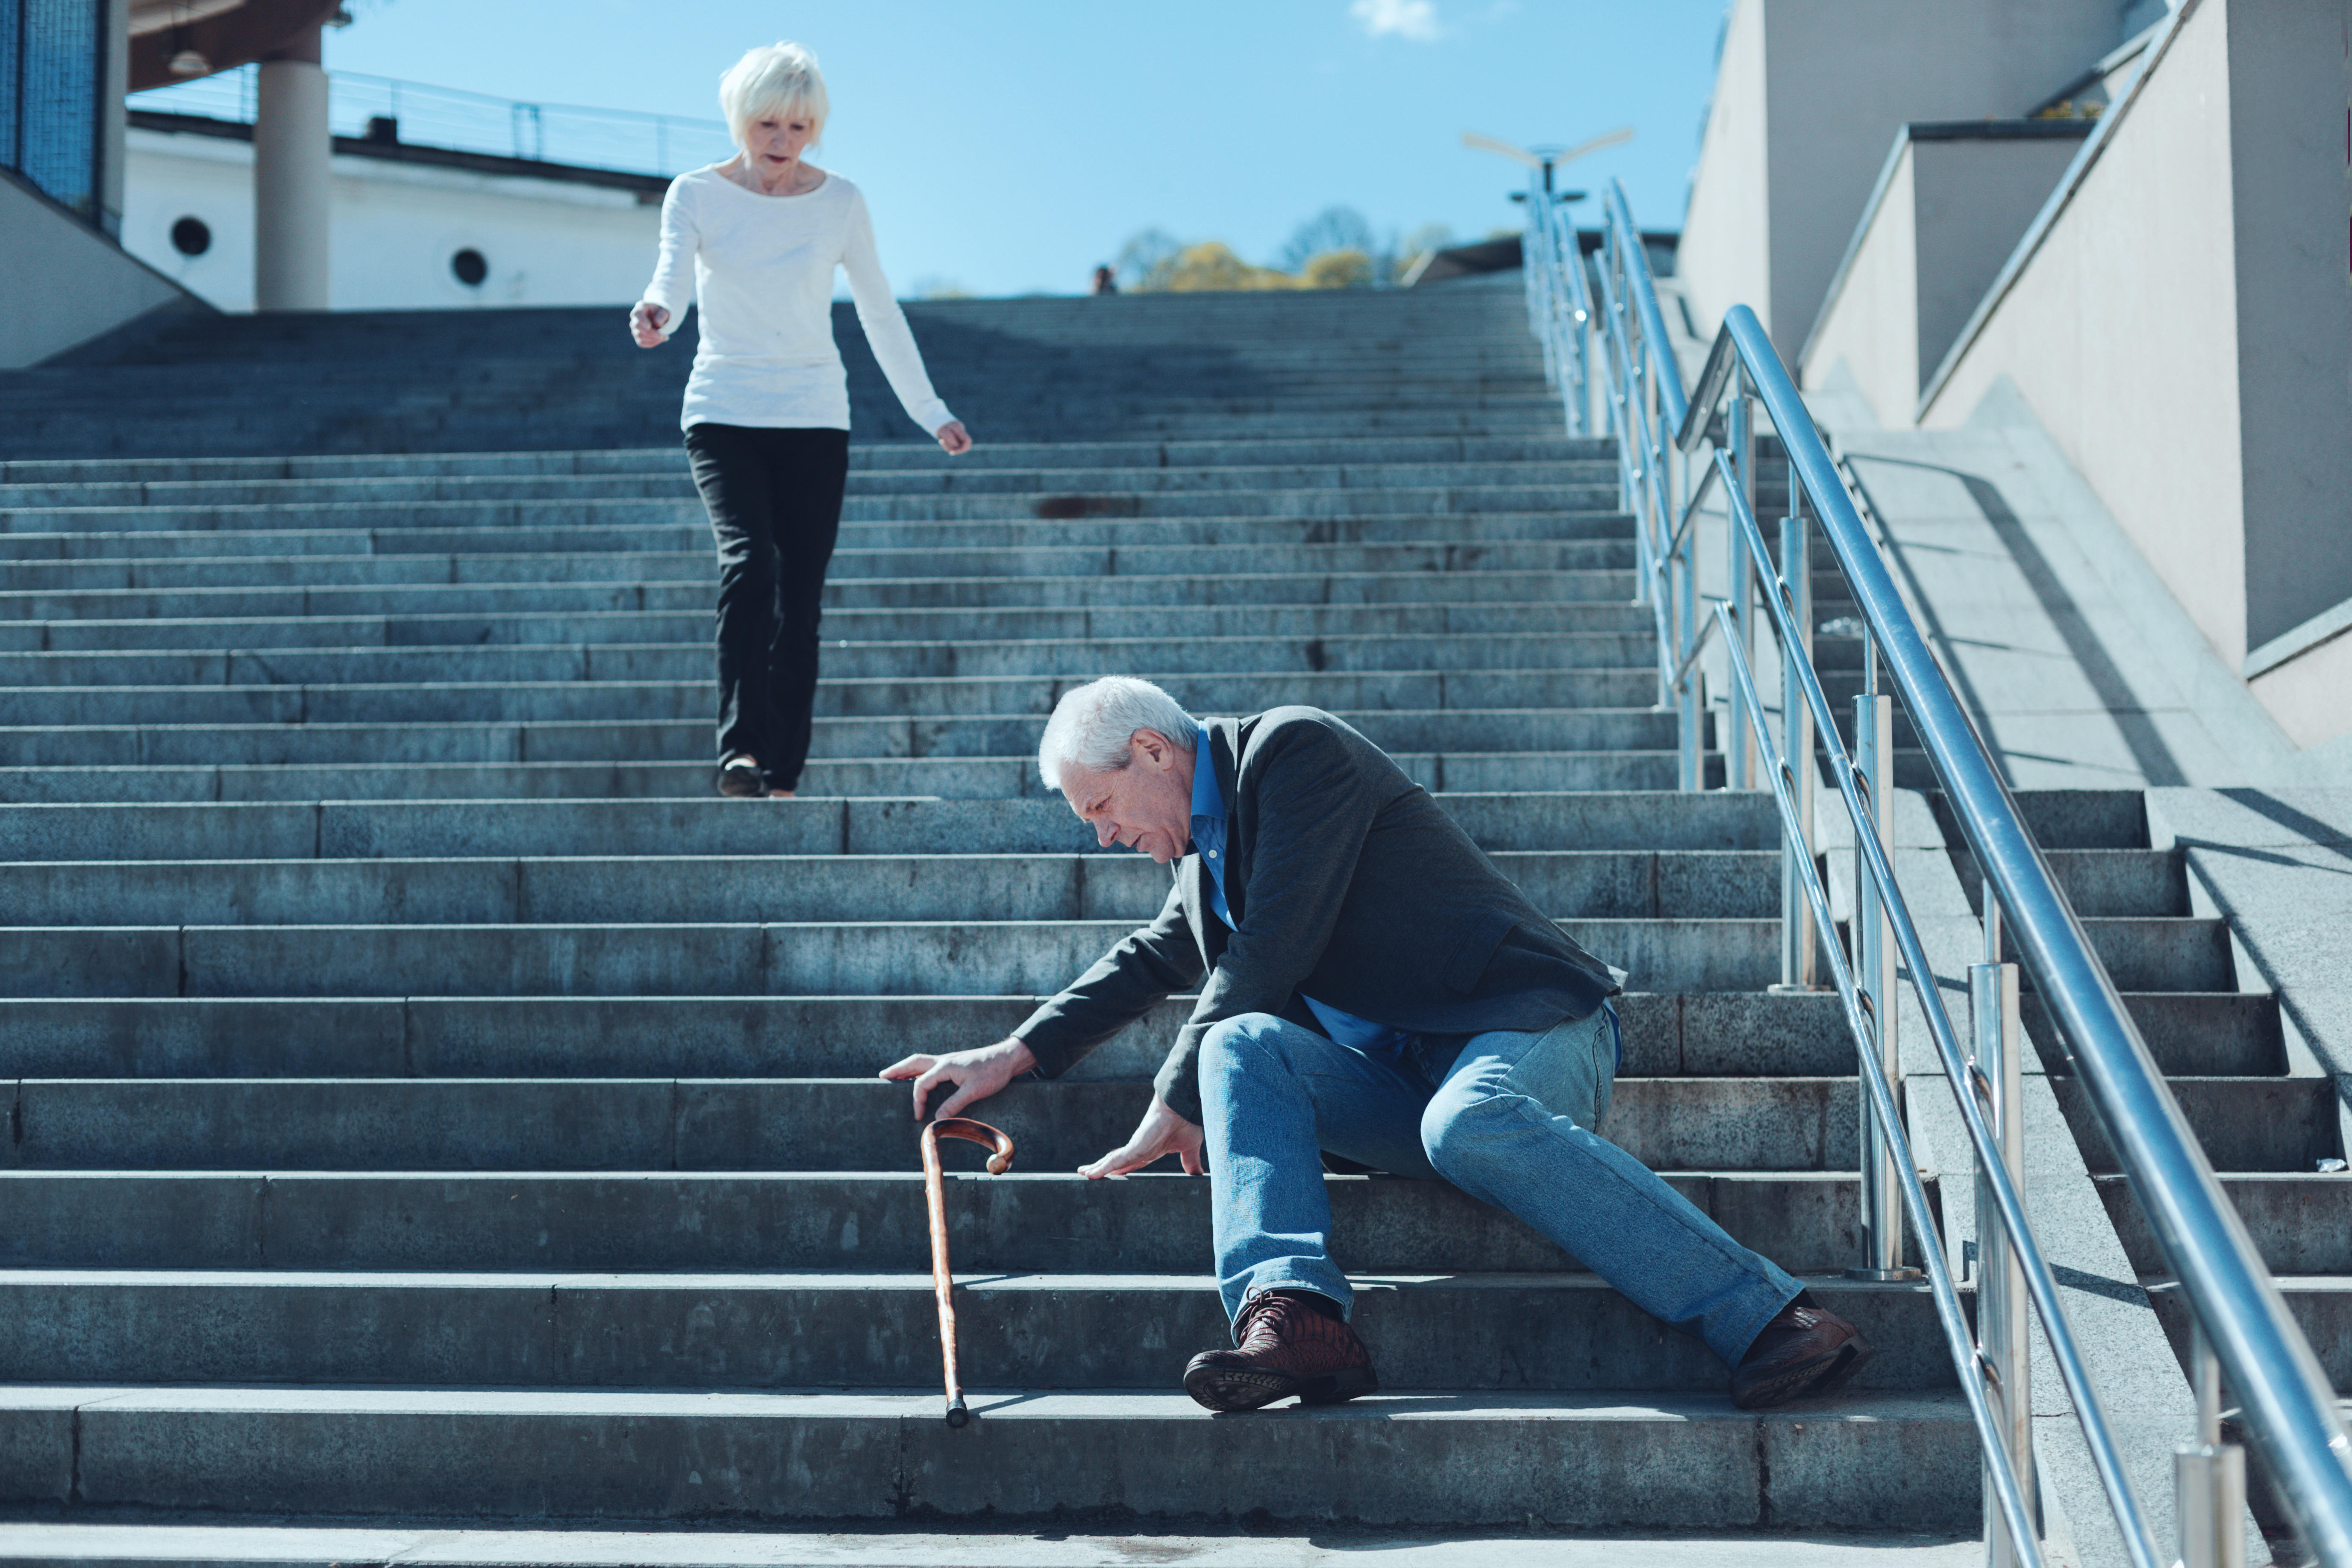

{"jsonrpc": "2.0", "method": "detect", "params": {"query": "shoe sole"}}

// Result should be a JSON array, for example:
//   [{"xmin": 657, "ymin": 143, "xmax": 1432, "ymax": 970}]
[
  {"xmin": 1731, "ymin": 1335, "xmax": 1875, "ymax": 1410},
  {"xmin": 1182, "ymin": 1362, "xmax": 1379, "ymax": 1413}
]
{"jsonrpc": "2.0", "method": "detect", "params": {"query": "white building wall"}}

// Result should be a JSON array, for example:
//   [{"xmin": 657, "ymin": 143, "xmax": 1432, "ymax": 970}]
[
  {"xmin": 123, "ymin": 127, "xmax": 663, "ymax": 312},
  {"xmin": 1922, "ymin": 0, "xmax": 2248, "ymax": 672},
  {"xmin": 1676, "ymin": 0, "xmax": 1771, "ymax": 344},
  {"xmin": 1798, "ymin": 145, "xmax": 1917, "ymax": 427}
]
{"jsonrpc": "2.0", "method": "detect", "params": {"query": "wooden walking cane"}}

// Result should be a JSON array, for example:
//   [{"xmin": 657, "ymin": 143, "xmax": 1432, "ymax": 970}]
[{"xmin": 920, "ymin": 1116, "xmax": 1016, "ymax": 1428}]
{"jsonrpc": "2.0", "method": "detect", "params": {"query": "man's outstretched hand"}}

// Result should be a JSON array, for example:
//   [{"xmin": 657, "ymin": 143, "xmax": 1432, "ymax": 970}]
[
  {"xmin": 880, "ymin": 1037, "xmax": 1037, "ymax": 1121},
  {"xmin": 1079, "ymin": 1094, "xmax": 1205, "ymax": 1179}
]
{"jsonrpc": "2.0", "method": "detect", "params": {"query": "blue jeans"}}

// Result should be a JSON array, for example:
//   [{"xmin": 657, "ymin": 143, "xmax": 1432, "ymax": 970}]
[{"xmin": 1197, "ymin": 1007, "xmax": 1803, "ymax": 1368}]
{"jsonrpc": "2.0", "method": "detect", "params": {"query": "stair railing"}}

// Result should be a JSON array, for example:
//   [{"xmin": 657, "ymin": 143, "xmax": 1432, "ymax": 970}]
[
  {"xmin": 1515, "ymin": 177, "xmax": 2352, "ymax": 1568},
  {"xmin": 1519, "ymin": 172, "xmax": 1596, "ymax": 438}
]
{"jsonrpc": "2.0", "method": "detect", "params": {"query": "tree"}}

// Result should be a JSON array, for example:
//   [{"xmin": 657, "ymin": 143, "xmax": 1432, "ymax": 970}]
[
  {"xmin": 1279, "ymin": 206, "xmax": 1377, "ymax": 273},
  {"xmin": 1149, "ymin": 242, "xmax": 1299, "ymax": 293},
  {"xmin": 1113, "ymin": 229, "xmax": 1182, "ymax": 291},
  {"xmin": 1299, "ymin": 249, "xmax": 1374, "ymax": 290}
]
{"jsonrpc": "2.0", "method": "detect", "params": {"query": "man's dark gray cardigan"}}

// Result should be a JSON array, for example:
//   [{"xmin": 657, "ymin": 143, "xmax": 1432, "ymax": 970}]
[{"xmin": 1013, "ymin": 706, "xmax": 1623, "ymax": 1121}]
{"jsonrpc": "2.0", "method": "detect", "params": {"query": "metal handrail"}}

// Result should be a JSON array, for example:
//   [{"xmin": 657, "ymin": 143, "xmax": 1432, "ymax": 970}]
[{"xmin": 1513, "ymin": 176, "xmax": 2352, "ymax": 1566}]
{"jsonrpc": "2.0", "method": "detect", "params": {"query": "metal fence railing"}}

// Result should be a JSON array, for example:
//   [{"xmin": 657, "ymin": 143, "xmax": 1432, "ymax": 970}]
[{"xmin": 1516, "ymin": 159, "xmax": 2352, "ymax": 1568}]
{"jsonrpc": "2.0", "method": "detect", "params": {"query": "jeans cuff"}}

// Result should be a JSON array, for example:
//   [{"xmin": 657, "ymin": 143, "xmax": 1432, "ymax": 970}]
[{"xmin": 1228, "ymin": 1262, "xmax": 1354, "ymax": 1327}]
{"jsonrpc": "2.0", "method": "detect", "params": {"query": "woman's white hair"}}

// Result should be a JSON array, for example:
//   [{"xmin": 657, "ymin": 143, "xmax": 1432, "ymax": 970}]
[
  {"xmin": 719, "ymin": 41, "xmax": 829, "ymax": 150},
  {"xmin": 1038, "ymin": 677, "xmax": 1198, "ymax": 791}
]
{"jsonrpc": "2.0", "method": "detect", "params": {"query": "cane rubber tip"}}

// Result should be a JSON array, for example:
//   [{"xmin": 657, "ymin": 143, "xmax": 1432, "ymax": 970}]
[
  {"xmin": 945, "ymin": 1400, "xmax": 970, "ymax": 1429},
  {"xmin": 986, "ymin": 1154, "xmax": 1012, "ymax": 1175}
]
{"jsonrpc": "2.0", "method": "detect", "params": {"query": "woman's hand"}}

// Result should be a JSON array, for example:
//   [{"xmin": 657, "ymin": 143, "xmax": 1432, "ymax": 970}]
[
  {"xmin": 1079, "ymin": 1094, "xmax": 1206, "ymax": 1178},
  {"xmin": 629, "ymin": 302, "xmax": 669, "ymax": 348},
  {"xmin": 881, "ymin": 1036, "xmax": 1036, "ymax": 1120},
  {"xmin": 934, "ymin": 420, "xmax": 972, "ymax": 456}
]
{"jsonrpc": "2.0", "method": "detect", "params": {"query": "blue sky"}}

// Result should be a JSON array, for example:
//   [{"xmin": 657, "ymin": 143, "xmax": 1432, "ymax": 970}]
[{"xmin": 324, "ymin": 0, "xmax": 1726, "ymax": 297}]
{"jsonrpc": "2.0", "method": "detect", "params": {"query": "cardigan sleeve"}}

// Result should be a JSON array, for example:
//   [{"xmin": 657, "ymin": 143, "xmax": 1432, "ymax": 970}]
[{"xmin": 839, "ymin": 186, "xmax": 956, "ymax": 434}]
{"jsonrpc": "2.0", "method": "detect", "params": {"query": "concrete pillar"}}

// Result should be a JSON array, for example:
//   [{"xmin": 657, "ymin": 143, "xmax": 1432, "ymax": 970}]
[
  {"xmin": 253, "ymin": 24, "xmax": 329, "ymax": 312},
  {"xmin": 99, "ymin": 0, "xmax": 128, "ymax": 238}
]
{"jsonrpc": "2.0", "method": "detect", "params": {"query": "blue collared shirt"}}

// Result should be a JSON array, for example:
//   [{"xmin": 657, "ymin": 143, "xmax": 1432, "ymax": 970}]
[{"xmin": 1189, "ymin": 725, "xmax": 1414, "ymax": 1060}]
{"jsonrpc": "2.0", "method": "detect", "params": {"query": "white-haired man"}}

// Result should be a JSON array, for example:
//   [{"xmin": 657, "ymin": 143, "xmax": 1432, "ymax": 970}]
[{"xmin": 882, "ymin": 677, "xmax": 1869, "ymax": 1412}]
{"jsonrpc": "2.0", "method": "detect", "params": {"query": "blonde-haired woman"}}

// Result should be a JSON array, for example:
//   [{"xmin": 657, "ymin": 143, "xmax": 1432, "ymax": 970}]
[{"xmin": 632, "ymin": 41, "xmax": 971, "ymax": 799}]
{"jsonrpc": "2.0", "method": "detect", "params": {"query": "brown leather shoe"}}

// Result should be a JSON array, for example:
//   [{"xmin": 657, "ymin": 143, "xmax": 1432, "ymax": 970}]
[
  {"xmin": 1182, "ymin": 1291, "xmax": 1379, "ymax": 1412},
  {"xmin": 1729, "ymin": 1293, "xmax": 1873, "ymax": 1409}
]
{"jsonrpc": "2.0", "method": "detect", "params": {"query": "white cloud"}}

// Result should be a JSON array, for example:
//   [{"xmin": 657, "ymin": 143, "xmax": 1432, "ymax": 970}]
[{"xmin": 1350, "ymin": 0, "xmax": 1444, "ymax": 42}]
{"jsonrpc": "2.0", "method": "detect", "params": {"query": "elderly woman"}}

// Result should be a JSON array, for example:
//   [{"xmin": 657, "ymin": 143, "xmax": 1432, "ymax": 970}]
[{"xmin": 632, "ymin": 41, "xmax": 971, "ymax": 799}]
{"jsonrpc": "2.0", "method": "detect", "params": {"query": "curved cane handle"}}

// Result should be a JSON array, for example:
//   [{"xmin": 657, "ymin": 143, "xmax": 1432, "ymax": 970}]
[{"xmin": 923, "ymin": 1116, "xmax": 1017, "ymax": 1175}]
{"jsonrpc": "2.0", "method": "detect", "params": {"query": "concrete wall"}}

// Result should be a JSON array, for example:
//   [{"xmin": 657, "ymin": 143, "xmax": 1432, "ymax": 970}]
[
  {"xmin": 1679, "ymin": 0, "xmax": 2124, "ymax": 356},
  {"xmin": 1800, "ymin": 144, "xmax": 1918, "ymax": 426},
  {"xmin": 1923, "ymin": 0, "xmax": 2352, "ymax": 749},
  {"xmin": 1924, "ymin": 0, "xmax": 2243, "ymax": 662},
  {"xmin": 1803, "ymin": 127, "xmax": 2087, "ymax": 423},
  {"xmin": 1676, "ymin": 0, "xmax": 1770, "ymax": 344},
  {"xmin": 0, "ymin": 170, "xmax": 200, "ymax": 369},
  {"xmin": 124, "ymin": 128, "xmax": 663, "ymax": 312},
  {"xmin": 2224, "ymin": 0, "xmax": 2352, "ymax": 652}
]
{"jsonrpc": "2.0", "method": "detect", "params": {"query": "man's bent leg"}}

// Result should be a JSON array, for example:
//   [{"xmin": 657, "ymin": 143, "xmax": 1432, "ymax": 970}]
[
  {"xmin": 1419, "ymin": 1006, "xmax": 1804, "ymax": 1368},
  {"xmin": 1198, "ymin": 1012, "xmax": 1434, "ymax": 1323}
]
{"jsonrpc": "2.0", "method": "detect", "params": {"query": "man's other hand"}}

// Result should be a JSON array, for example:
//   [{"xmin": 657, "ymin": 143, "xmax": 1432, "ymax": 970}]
[
  {"xmin": 880, "ymin": 1037, "xmax": 1036, "ymax": 1121},
  {"xmin": 1079, "ymin": 1094, "xmax": 1206, "ymax": 1179}
]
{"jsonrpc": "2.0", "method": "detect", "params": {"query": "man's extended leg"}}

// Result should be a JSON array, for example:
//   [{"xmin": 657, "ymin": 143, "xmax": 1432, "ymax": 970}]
[{"xmin": 1419, "ymin": 1007, "xmax": 1862, "ymax": 1397}]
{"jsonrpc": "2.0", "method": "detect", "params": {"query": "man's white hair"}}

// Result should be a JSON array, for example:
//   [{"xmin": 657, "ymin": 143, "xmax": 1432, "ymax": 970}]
[
  {"xmin": 1038, "ymin": 677, "xmax": 1198, "ymax": 791},
  {"xmin": 719, "ymin": 41, "xmax": 829, "ymax": 150}
]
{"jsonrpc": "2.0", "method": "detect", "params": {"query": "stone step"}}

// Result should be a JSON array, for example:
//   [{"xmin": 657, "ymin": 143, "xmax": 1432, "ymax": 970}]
[
  {"xmin": 0, "ymin": 1271, "xmax": 1949, "ymax": 1392},
  {"xmin": 0, "ymin": 457, "xmax": 1619, "ymax": 509},
  {"xmin": 3, "ymin": 599, "xmax": 1657, "ymax": 650},
  {"xmin": 0, "ymin": 1520, "xmax": 1989, "ymax": 1566},
  {"xmin": 2057, "ymin": 1077, "xmax": 2342, "ymax": 1174},
  {"xmin": 0, "ymin": 848, "xmax": 1780, "ymax": 927},
  {"xmin": 0, "ymin": 567, "xmax": 1642, "ymax": 619},
  {"xmin": 2034, "ymin": 848, "xmax": 2188, "ymax": 918},
  {"xmin": 0, "ymin": 751, "xmax": 1686, "ymax": 803},
  {"xmin": 0, "ymin": 513, "xmax": 1635, "ymax": 563},
  {"xmin": 0, "ymin": 434, "xmax": 1616, "ymax": 485},
  {"xmin": 0, "ymin": 917, "xmax": 1780, "ymax": 999},
  {"xmin": 0, "ymin": 990, "xmax": 1855, "ymax": 1082},
  {"xmin": 0, "ymin": 540, "xmax": 1637, "ymax": 588},
  {"xmin": 0, "ymin": 792, "xmax": 1777, "ymax": 861},
  {"xmin": 2025, "ymin": 991, "xmax": 2282, "ymax": 1076},
  {"xmin": 0, "ymin": 707, "xmax": 1687, "ymax": 766},
  {"xmin": 0, "ymin": 635, "xmax": 1658, "ymax": 687},
  {"xmin": 0, "ymin": 1166, "xmax": 1893, "ymax": 1273},
  {"xmin": 0, "ymin": 1384, "xmax": 1977, "ymax": 1530},
  {"xmin": 0, "ymin": 668, "xmax": 1660, "ymax": 724},
  {"xmin": 2006, "ymin": 917, "xmax": 2231, "ymax": 993},
  {"xmin": 2100, "ymin": 1173, "xmax": 2352, "ymax": 1274},
  {"xmin": 0, "ymin": 1075, "xmax": 1859, "ymax": 1173},
  {"xmin": 2146, "ymin": 1277, "xmax": 2352, "ymax": 1387}
]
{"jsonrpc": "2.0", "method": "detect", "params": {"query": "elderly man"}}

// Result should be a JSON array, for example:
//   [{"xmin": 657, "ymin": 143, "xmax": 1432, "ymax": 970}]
[{"xmin": 882, "ymin": 676, "xmax": 1868, "ymax": 1413}]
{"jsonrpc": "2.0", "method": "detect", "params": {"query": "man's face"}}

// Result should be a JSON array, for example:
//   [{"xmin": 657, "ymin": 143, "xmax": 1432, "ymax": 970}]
[{"xmin": 1060, "ymin": 730, "xmax": 1197, "ymax": 865}]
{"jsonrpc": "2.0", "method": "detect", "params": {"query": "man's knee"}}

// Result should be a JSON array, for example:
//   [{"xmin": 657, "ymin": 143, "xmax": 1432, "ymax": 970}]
[
  {"xmin": 1201, "ymin": 1012, "xmax": 1293, "ymax": 1074},
  {"xmin": 1418, "ymin": 1085, "xmax": 1526, "ymax": 1184}
]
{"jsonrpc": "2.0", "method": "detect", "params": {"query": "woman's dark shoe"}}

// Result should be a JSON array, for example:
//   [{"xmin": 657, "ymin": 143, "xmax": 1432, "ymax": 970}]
[
  {"xmin": 716, "ymin": 757, "xmax": 765, "ymax": 797},
  {"xmin": 1182, "ymin": 1291, "xmax": 1379, "ymax": 1412},
  {"xmin": 1729, "ymin": 1293, "xmax": 1873, "ymax": 1409}
]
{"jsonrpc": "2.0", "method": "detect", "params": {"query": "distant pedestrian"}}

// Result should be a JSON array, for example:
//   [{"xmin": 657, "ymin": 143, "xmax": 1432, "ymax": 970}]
[
  {"xmin": 1092, "ymin": 265, "xmax": 1118, "ymax": 296},
  {"xmin": 631, "ymin": 41, "xmax": 971, "ymax": 800}
]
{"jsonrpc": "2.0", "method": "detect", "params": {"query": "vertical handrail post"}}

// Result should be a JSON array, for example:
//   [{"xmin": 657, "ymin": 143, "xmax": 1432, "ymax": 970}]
[
  {"xmin": 2177, "ymin": 1321, "xmax": 2249, "ymax": 1568},
  {"xmin": 1973, "ymin": 960, "xmax": 2040, "ymax": 1568},
  {"xmin": 1777, "ymin": 511, "xmax": 1817, "ymax": 988},
  {"xmin": 1850, "ymin": 691, "xmax": 1911, "ymax": 1280},
  {"xmin": 1679, "ymin": 446, "xmax": 1703, "ymax": 789},
  {"xmin": 1726, "ymin": 368, "xmax": 1755, "ymax": 790}
]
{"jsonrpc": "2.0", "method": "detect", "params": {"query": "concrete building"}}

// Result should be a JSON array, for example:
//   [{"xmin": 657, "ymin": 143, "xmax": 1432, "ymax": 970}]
[
  {"xmin": 122, "ymin": 109, "xmax": 665, "ymax": 312},
  {"xmin": 1685, "ymin": 0, "xmax": 2352, "ymax": 757}
]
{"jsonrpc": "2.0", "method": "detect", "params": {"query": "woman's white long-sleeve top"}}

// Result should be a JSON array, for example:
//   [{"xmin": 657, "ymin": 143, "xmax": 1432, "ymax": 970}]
[{"xmin": 638, "ymin": 165, "xmax": 954, "ymax": 435}]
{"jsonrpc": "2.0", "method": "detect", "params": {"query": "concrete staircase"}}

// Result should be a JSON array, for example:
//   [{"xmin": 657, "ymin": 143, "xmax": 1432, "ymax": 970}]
[
  {"xmin": 1966, "ymin": 791, "xmax": 2352, "ymax": 1539},
  {"xmin": 0, "ymin": 282, "xmax": 1976, "ymax": 1538}
]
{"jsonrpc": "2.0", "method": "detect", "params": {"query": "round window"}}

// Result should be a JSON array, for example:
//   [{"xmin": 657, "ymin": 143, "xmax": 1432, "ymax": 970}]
[
  {"xmin": 170, "ymin": 216, "xmax": 211, "ymax": 256},
  {"xmin": 451, "ymin": 248, "xmax": 488, "ymax": 286}
]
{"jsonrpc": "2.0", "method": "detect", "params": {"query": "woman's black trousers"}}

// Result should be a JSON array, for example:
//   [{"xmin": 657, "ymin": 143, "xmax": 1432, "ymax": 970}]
[{"xmin": 684, "ymin": 422, "xmax": 851, "ymax": 793}]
